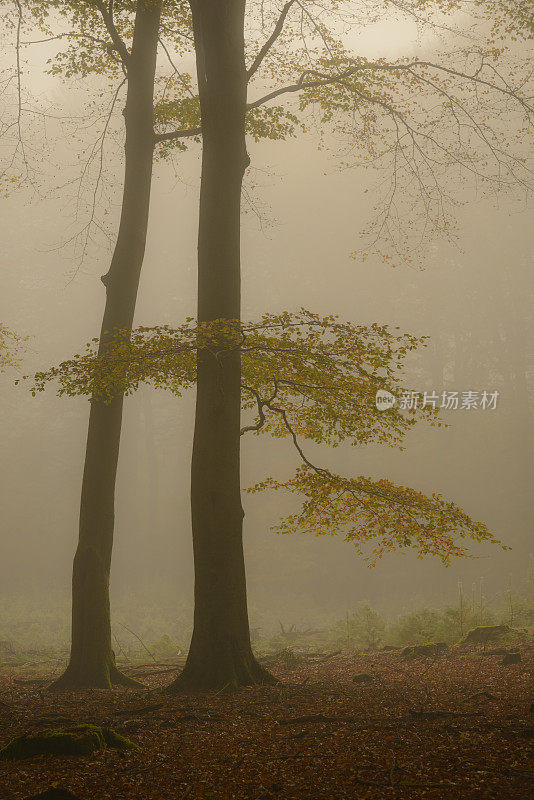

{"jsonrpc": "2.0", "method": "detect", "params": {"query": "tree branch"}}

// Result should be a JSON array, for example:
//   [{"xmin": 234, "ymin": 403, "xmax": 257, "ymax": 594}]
[
  {"xmin": 95, "ymin": 0, "xmax": 130, "ymax": 68},
  {"xmin": 247, "ymin": 68, "xmax": 356, "ymax": 109},
  {"xmin": 248, "ymin": 57, "xmax": 533, "ymax": 115},
  {"xmin": 247, "ymin": 0, "xmax": 297, "ymax": 80},
  {"xmin": 153, "ymin": 125, "xmax": 202, "ymax": 144},
  {"xmin": 266, "ymin": 399, "xmax": 432, "ymax": 512},
  {"xmin": 240, "ymin": 385, "xmax": 267, "ymax": 434}
]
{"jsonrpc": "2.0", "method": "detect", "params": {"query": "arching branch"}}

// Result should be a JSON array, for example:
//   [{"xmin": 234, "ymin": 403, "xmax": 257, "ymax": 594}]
[
  {"xmin": 240, "ymin": 385, "xmax": 267, "ymax": 434},
  {"xmin": 266, "ymin": 400, "xmax": 439, "ymax": 512}
]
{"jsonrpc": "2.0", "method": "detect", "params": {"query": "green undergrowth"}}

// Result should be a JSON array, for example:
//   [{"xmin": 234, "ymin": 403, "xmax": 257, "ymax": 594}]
[
  {"xmin": 0, "ymin": 588, "xmax": 532, "ymax": 666},
  {"xmin": 258, "ymin": 592, "xmax": 533, "ymax": 657}
]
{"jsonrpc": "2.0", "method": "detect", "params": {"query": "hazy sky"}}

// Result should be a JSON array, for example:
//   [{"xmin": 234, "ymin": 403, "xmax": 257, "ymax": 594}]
[{"xmin": 1, "ymin": 3, "xmax": 532, "ymax": 639}]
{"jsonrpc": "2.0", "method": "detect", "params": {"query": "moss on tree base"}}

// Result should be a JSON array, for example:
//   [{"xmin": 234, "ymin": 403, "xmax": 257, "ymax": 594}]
[{"xmin": 0, "ymin": 725, "xmax": 137, "ymax": 761}]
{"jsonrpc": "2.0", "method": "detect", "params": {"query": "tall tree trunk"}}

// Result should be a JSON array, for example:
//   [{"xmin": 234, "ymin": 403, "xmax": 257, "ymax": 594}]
[
  {"xmin": 168, "ymin": 0, "xmax": 274, "ymax": 691},
  {"xmin": 143, "ymin": 389, "xmax": 161, "ymax": 537},
  {"xmin": 50, "ymin": 0, "xmax": 162, "ymax": 690}
]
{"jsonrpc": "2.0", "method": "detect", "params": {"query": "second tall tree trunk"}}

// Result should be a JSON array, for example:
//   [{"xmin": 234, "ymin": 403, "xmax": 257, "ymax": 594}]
[
  {"xmin": 168, "ymin": 0, "xmax": 274, "ymax": 691},
  {"xmin": 51, "ymin": 0, "xmax": 162, "ymax": 690}
]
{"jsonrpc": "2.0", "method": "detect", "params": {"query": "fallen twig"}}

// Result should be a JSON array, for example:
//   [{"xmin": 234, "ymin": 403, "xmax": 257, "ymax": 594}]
[
  {"xmin": 213, "ymin": 683, "xmax": 231, "ymax": 696},
  {"xmin": 279, "ymin": 714, "xmax": 361, "ymax": 725},
  {"xmin": 113, "ymin": 703, "xmax": 164, "ymax": 718},
  {"xmin": 18, "ymin": 657, "xmax": 65, "ymax": 667},
  {"xmin": 121, "ymin": 756, "xmax": 173, "ymax": 776},
  {"xmin": 353, "ymin": 776, "xmax": 455, "ymax": 788},
  {"xmin": 461, "ymin": 691, "xmax": 499, "ymax": 703},
  {"xmin": 409, "ymin": 709, "xmax": 484, "ymax": 720},
  {"xmin": 113, "ymin": 633, "xmax": 131, "ymax": 664},
  {"xmin": 174, "ymin": 712, "xmax": 224, "ymax": 722},
  {"xmin": 124, "ymin": 660, "xmax": 186, "ymax": 672},
  {"xmin": 124, "ymin": 665, "xmax": 182, "ymax": 678},
  {"xmin": 305, "ymin": 650, "xmax": 342, "ymax": 663},
  {"xmin": 117, "ymin": 623, "xmax": 158, "ymax": 663}
]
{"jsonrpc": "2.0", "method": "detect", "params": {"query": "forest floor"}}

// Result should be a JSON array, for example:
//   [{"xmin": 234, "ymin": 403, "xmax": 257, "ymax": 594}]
[{"xmin": 0, "ymin": 646, "xmax": 532, "ymax": 800}]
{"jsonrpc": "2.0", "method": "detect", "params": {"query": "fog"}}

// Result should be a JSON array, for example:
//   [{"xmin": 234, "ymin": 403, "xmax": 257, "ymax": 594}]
[{"xmin": 1, "ymin": 8, "xmax": 532, "ymax": 651}]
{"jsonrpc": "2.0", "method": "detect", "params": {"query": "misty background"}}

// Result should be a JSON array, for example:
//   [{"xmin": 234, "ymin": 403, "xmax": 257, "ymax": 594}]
[{"xmin": 1, "ymin": 10, "xmax": 532, "ymax": 651}]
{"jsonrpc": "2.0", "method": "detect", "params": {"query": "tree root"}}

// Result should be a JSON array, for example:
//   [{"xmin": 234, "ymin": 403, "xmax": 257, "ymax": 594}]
[
  {"xmin": 165, "ymin": 652, "xmax": 277, "ymax": 693},
  {"xmin": 46, "ymin": 662, "xmax": 146, "ymax": 691}
]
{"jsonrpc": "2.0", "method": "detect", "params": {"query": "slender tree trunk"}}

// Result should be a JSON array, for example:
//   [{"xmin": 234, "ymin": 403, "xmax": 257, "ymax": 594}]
[
  {"xmin": 50, "ymin": 0, "xmax": 162, "ymax": 690},
  {"xmin": 168, "ymin": 0, "xmax": 274, "ymax": 691},
  {"xmin": 143, "ymin": 389, "xmax": 161, "ymax": 536}
]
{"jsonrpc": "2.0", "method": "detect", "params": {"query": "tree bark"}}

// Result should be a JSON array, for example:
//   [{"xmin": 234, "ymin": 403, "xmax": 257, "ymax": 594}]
[
  {"xmin": 167, "ymin": 0, "xmax": 275, "ymax": 691},
  {"xmin": 50, "ymin": 0, "xmax": 161, "ymax": 690}
]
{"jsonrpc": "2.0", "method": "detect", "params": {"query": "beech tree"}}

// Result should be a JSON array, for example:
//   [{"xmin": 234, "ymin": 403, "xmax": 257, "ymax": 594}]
[
  {"xmin": 5, "ymin": 0, "xmax": 338, "ymax": 688},
  {"xmin": 35, "ymin": 310, "xmax": 506, "ymax": 686},
  {"xmin": 4, "ymin": 0, "xmax": 191, "ymax": 689},
  {"xmin": 161, "ymin": 0, "xmax": 531, "ymax": 689},
  {"xmin": 27, "ymin": 0, "xmax": 533, "ymax": 690},
  {"xmin": 51, "ymin": 0, "xmax": 163, "ymax": 690}
]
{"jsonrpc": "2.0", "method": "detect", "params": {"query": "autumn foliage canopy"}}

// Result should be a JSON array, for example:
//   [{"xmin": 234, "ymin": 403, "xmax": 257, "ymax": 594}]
[{"xmin": 25, "ymin": 309, "xmax": 503, "ymax": 564}]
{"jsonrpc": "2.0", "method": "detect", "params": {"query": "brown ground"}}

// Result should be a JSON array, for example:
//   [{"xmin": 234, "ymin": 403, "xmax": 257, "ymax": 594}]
[{"xmin": 0, "ymin": 647, "xmax": 532, "ymax": 800}]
